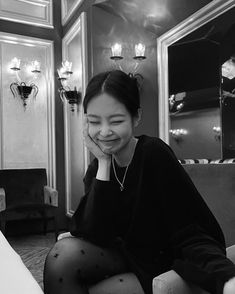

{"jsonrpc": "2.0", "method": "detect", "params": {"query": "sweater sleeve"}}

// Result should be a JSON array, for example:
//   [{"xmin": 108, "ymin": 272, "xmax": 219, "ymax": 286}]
[
  {"xmin": 70, "ymin": 159, "xmax": 119, "ymax": 246},
  {"xmin": 155, "ymin": 140, "xmax": 235, "ymax": 294}
]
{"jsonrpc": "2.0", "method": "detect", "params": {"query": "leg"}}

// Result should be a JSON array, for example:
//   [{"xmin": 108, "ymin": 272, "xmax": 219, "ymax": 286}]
[
  {"xmin": 43, "ymin": 237, "xmax": 129, "ymax": 294},
  {"xmin": 89, "ymin": 272, "xmax": 145, "ymax": 294}
]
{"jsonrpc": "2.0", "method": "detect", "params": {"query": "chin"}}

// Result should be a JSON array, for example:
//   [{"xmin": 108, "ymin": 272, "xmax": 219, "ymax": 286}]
[{"xmin": 103, "ymin": 150, "xmax": 114, "ymax": 155}]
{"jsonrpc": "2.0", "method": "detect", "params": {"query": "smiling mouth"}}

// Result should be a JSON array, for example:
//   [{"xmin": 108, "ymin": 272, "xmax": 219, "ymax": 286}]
[{"xmin": 98, "ymin": 139, "xmax": 118, "ymax": 143}]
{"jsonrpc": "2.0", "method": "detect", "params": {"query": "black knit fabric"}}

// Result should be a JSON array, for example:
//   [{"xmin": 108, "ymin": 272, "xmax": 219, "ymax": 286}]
[{"xmin": 71, "ymin": 135, "xmax": 235, "ymax": 294}]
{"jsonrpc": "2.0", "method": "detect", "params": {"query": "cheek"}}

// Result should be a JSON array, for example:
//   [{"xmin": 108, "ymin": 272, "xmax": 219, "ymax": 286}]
[
  {"xmin": 87, "ymin": 125, "xmax": 98, "ymax": 138},
  {"xmin": 116, "ymin": 124, "xmax": 133, "ymax": 138}
]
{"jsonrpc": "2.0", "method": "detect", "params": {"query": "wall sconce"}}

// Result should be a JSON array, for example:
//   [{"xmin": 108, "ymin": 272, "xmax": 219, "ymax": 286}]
[
  {"xmin": 9, "ymin": 57, "xmax": 41, "ymax": 109},
  {"xmin": 57, "ymin": 60, "xmax": 82, "ymax": 112},
  {"xmin": 169, "ymin": 128, "xmax": 188, "ymax": 142},
  {"xmin": 110, "ymin": 42, "xmax": 146, "ymax": 82},
  {"xmin": 212, "ymin": 126, "xmax": 221, "ymax": 141},
  {"xmin": 169, "ymin": 93, "xmax": 186, "ymax": 114}
]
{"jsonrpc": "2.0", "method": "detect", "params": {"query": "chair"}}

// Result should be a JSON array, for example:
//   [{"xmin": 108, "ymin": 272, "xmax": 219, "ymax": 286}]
[
  {"xmin": 152, "ymin": 244, "xmax": 235, "ymax": 294},
  {"xmin": 0, "ymin": 168, "xmax": 58, "ymax": 240}
]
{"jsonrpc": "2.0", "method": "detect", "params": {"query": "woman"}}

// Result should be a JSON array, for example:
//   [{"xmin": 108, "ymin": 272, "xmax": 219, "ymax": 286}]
[{"xmin": 44, "ymin": 70, "xmax": 235, "ymax": 294}]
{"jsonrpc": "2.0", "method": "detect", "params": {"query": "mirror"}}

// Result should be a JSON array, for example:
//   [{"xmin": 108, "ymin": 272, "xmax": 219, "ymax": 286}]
[{"xmin": 157, "ymin": 0, "xmax": 235, "ymax": 159}]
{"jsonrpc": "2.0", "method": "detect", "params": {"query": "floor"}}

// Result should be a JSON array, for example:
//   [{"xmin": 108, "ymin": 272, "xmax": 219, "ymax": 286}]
[{"xmin": 7, "ymin": 233, "xmax": 56, "ymax": 289}]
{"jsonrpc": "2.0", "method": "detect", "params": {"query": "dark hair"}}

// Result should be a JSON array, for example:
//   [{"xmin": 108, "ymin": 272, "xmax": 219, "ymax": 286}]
[{"xmin": 83, "ymin": 70, "xmax": 140, "ymax": 117}]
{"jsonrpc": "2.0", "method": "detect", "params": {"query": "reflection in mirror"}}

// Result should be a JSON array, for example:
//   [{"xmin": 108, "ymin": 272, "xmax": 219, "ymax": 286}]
[
  {"xmin": 157, "ymin": 1, "xmax": 235, "ymax": 160},
  {"xmin": 222, "ymin": 55, "xmax": 235, "ymax": 96}
]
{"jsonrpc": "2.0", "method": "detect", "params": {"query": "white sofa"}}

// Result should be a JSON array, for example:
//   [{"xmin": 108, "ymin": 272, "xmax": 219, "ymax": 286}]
[{"xmin": 0, "ymin": 230, "xmax": 44, "ymax": 294}]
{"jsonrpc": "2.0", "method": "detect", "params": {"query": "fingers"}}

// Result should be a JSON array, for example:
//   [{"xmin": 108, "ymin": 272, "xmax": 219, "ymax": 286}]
[{"xmin": 83, "ymin": 115, "xmax": 89, "ymax": 137}]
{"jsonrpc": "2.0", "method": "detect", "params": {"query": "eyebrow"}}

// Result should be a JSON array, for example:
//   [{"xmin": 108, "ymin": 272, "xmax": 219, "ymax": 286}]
[{"xmin": 87, "ymin": 114, "xmax": 126, "ymax": 119}]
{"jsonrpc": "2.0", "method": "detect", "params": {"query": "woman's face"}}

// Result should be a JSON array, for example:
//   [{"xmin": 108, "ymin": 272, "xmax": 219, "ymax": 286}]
[{"xmin": 86, "ymin": 93, "xmax": 138, "ymax": 155}]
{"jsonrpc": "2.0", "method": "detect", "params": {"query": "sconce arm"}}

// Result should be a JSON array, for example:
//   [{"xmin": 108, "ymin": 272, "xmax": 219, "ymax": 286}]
[
  {"xmin": 10, "ymin": 82, "xmax": 20, "ymax": 98},
  {"xmin": 30, "ymin": 83, "xmax": 39, "ymax": 98}
]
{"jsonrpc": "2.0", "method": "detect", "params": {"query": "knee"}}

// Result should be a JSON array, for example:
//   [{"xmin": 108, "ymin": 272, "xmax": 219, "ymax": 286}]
[
  {"xmin": 45, "ymin": 237, "xmax": 85, "ymax": 267},
  {"xmin": 44, "ymin": 237, "xmax": 87, "ymax": 293},
  {"xmin": 44, "ymin": 237, "xmax": 86, "ymax": 278}
]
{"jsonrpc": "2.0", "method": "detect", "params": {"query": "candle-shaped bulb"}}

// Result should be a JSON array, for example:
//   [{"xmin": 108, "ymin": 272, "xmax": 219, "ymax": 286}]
[
  {"xmin": 111, "ymin": 43, "xmax": 122, "ymax": 57},
  {"xmin": 62, "ymin": 60, "xmax": 72, "ymax": 73},
  {"xmin": 57, "ymin": 67, "xmax": 67, "ymax": 80},
  {"xmin": 134, "ymin": 43, "xmax": 145, "ymax": 57},
  {"xmin": 10, "ymin": 57, "xmax": 21, "ymax": 70},
  {"xmin": 31, "ymin": 60, "xmax": 41, "ymax": 73}
]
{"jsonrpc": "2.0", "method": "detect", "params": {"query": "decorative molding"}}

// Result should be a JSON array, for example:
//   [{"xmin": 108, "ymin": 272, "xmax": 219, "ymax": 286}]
[
  {"xmin": 157, "ymin": 0, "xmax": 235, "ymax": 144},
  {"xmin": 62, "ymin": 12, "xmax": 89, "ymax": 217},
  {"xmin": 0, "ymin": 32, "xmax": 56, "ymax": 188},
  {"xmin": 61, "ymin": 0, "xmax": 84, "ymax": 26},
  {"xmin": 0, "ymin": 43, "xmax": 3, "ymax": 169},
  {"xmin": 0, "ymin": 0, "xmax": 53, "ymax": 28}
]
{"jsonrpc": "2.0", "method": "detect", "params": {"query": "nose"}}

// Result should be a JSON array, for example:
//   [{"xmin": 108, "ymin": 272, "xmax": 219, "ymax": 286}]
[{"xmin": 99, "ymin": 124, "xmax": 112, "ymax": 137}]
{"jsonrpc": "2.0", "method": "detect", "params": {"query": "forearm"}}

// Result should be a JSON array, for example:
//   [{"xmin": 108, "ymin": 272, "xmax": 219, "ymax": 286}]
[
  {"xmin": 171, "ymin": 224, "xmax": 235, "ymax": 294},
  {"xmin": 70, "ymin": 178, "xmax": 118, "ymax": 245},
  {"xmin": 96, "ymin": 159, "xmax": 111, "ymax": 181}
]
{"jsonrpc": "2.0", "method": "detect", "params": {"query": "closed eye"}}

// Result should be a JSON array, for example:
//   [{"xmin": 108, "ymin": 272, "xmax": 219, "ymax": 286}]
[
  {"xmin": 111, "ymin": 121, "xmax": 124, "ymax": 125},
  {"xmin": 88, "ymin": 121, "xmax": 100, "ymax": 125}
]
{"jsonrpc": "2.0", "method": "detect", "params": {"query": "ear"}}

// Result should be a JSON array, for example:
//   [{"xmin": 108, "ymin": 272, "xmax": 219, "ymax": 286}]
[{"xmin": 133, "ymin": 108, "xmax": 142, "ymax": 127}]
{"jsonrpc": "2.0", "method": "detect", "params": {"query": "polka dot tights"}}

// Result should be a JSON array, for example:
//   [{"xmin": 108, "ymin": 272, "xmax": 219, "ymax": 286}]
[{"xmin": 43, "ymin": 237, "xmax": 145, "ymax": 294}]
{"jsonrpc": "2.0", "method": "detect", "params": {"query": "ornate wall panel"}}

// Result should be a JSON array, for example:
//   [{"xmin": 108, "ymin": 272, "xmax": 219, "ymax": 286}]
[
  {"xmin": 61, "ymin": 0, "xmax": 84, "ymax": 25},
  {"xmin": 0, "ymin": 0, "xmax": 53, "ymax": 28},
  {"xmin": 0, "ymin": 32, "xmax": 56, "ymax": 187},
  {"xmin": 62, "ymin": 12, "xmax": 89, "ymax": 216}
]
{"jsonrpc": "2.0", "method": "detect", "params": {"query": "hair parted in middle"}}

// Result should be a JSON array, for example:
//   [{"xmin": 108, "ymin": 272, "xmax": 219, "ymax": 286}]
[{"xmin": 83, "ymin": 70, "xmax": 140, "ymax": 117}]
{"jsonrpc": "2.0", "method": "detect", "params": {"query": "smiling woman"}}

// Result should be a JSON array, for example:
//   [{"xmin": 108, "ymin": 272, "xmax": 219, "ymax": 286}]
[{"xmin": 44, "ymin": 69, "xmax": 235, "ymax": 294}]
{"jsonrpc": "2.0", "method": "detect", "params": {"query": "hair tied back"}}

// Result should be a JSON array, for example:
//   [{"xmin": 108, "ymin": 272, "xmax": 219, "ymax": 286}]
[{"xmin": 128, "ymin": 73, "xmax": 144, "ymax": 91}]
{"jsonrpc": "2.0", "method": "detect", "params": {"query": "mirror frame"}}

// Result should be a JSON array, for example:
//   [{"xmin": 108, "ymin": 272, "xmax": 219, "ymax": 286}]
[
  {"xmin": 157, "ymin": 0, "xmax": 235, "ymax": 144},
  {"xmin": 62, "ymin": 12, "xmax": 89, "ymax": 216},
  {"xmin": 0, "ymin": 0, "xmax": 53, "ymax": 28},
  {"xmin": 61, "ymin": 0, "xmax": 85, "ymax": 26}
]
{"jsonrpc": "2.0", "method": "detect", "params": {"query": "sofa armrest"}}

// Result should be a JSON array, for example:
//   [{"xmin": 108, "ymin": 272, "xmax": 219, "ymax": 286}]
[
  {"xmin": 0, "ymin": 231, "xmax": 43, "ymax": 294},
  {"xmin": 0, "ymin": 188, "xmax": 6, "ymax": 212},
  {"xmin": 152, "ymin": 270, "xmax": 209, "ymax": 294},
  {"xmin": 44, "ymin": 186, "xmax": 58, "ymax": 207}
]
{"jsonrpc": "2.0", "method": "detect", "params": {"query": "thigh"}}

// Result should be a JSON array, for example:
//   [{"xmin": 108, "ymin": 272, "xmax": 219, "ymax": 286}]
[
  {"xmin": 89, "ymin": 273, "xmax": 145, "ymax": 294},
  {"xmin": 44, "ymin": 237, "xmax": 128, "ymax": 285}
]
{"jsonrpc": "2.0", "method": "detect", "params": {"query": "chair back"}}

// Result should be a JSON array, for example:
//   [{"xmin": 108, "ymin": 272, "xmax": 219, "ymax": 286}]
[
  {"xmin": 0, "ymin": 169, "xmax": 47, "ymax": 208},
  {"xmin": 182, "ymin": 163, "xmax": 235, "ymax": 247}
]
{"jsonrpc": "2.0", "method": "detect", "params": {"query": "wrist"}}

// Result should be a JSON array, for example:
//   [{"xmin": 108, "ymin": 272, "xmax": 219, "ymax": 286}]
[{"xmin": 96, "ymin": 158, "xmax": 111, "ymax": 181}]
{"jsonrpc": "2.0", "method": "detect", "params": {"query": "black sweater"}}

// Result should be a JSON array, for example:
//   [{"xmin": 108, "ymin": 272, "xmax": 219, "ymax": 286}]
[{"xmin": 71, "ymin": 135, "xmax": 235, "ymax": 294}]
